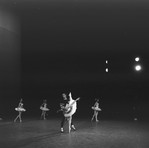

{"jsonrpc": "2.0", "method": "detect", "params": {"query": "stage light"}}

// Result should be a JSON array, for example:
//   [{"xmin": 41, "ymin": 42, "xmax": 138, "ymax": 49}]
[
  {"xmin": 105, "ymin": 60, "xmax": 108, "ymax": 72},
  {"xmin": 135, "ymin": 57, "xmax": 140, "ymax": 62},
  {"xmin": 105, "ymin": 68, "xmax": 108, "ymax": 72},
  {"xmin": 135, "ymin": 65, "xmax": 141, "ymax": 71}
]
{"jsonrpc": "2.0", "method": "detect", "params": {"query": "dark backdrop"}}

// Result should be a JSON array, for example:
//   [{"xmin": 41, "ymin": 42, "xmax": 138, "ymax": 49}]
[{"xmin": 0, "ymin": 0, "xmax": 149, "ymax": 120}]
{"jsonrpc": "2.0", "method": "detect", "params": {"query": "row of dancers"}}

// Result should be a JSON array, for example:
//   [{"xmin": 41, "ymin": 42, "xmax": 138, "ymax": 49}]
[
  {"xmin": 14, "ymin": 98, "xmax": 49, "ymax": 122},
  {"xmin": 13, "ymin": 92, "xmax": 102, "ymax": 133}
]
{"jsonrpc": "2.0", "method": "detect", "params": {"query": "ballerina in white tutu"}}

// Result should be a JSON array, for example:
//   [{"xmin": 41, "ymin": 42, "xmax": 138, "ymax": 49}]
[
  {"xmin": 40, "ymin": 100, "xmax": 49, "ymax": 120},
  {"xmin": 14, "ymin": 98, "xmax": 26, "ymax": 122},
  {"xmin": 91, "ymin": 98, "xmax": 101, "ymax": 122}
]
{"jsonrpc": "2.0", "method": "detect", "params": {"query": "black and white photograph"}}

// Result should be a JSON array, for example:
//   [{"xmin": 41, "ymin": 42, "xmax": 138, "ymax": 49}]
[{"xmin": 0, "ymin": 0, "xmax": 149, "ymax": 147}]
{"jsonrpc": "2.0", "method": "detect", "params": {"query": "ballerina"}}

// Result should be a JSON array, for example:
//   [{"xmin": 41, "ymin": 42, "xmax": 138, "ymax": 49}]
[
  {"xmin": 40, "ymin": 100, "xmax": 49, "ymax": 120},
  {"xmin": 14, "ymin": 98, "xmax": 26, "ymax": 122},
  {"xmin": 91, "ymin": 98, "xmax": 101, "ymax": 122}
]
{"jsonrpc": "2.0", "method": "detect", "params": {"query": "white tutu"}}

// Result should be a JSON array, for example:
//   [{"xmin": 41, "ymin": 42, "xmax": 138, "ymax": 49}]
[
  {"xmin": 40, "ymin": 106, "xmax": 49, "ymax": 111},
  {"xmin": 64, "ymin": 100, "xmax": 77, "ymax": 118},
  {"xmin": 91, "ymin": 106, "xmax": 101, "ymax": 111},
  {"xmin": 15, "ymin": 107, "xmax": 26, "ymax": 112}
]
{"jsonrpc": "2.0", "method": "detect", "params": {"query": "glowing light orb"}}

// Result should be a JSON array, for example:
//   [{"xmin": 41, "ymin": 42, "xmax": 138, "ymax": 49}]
[
  {"xmin": 135, "ymin": 65, "xmax": 141, "ymax": 71},
  {"xmin": 135, "ymin": 57, "xmax": 140, "ymax": 62},
  {"xmin": 106, "ymin": 60, "xmax": 108, "ymax": 64},
  {"xmin": 105, "ymin": 68, "xmax": 108, "ymax": 72}
]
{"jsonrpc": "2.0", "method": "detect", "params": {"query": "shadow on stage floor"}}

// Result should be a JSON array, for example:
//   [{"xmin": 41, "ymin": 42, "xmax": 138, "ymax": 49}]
[{"xmin": 0, "ymin": 117, "xmax": 149, "ymax": 148}]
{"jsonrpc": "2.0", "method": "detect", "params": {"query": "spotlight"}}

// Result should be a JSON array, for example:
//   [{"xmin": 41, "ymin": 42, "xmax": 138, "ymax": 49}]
[
  {"xmin": 105, "ymin": 68, "xmax": 108, "ymax": 72},
  {"xmin": 135, "ymin": 57, "xmax": 140, "ymax": 62},
  {"xmin": 135, "ymin": 65, "xmax": 141, "ymax": 71}
]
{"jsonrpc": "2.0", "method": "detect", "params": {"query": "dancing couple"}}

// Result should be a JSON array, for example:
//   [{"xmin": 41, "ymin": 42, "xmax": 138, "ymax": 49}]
[{"xmin": 59, "ymin": 92, "xmax": 80, "ymax": 133}]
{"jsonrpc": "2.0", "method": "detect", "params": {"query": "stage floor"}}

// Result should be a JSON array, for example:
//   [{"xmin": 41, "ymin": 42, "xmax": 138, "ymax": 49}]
[{"xmin": 0, "ymin": 117, "xmax": 149, "ymax": 148}]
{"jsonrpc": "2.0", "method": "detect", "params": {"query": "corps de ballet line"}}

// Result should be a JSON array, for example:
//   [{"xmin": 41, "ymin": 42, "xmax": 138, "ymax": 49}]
[{"xmin": 12, "ymin": 92, "xmax": 101, "ymax": 133}]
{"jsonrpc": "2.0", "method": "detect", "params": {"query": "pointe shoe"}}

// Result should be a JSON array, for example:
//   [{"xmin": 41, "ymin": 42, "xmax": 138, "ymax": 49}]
[
  {"xmin": 71, "ymin": 125, "xmax": 76, "ymax": 131},
  {"xmin": 61, "ymin": 128, "xmax": 64, "ymax": 133},
  {"xmin": 96, "ymin": 120, "xmax": 99, "ymax": 122},
  {"xmin": 69, "ymin": 127, "xmax": 71, "ymax": 133}
]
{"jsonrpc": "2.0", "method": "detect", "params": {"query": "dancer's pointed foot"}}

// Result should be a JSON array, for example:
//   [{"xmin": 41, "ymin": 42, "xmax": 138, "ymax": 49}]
[
  {"xmin": 60, "ymin": 128, "xmax": 64, "ymax": 133},
  {"xmin": 71, "ymin": 125, "xmax": 76, "ymax": 131},
  {"xmin": 69, "ymin": 127, "xmax": 71, "ymax": 133}
]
